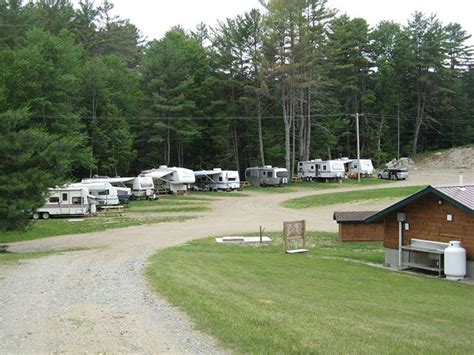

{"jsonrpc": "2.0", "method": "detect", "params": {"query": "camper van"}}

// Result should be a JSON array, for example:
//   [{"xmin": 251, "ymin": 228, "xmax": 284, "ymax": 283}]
[
  {"xmin": 297, "ymin": 159, "xmax": 345, "ymax": 181},
  {"xmin": 194, "ymin": 169, "xmax": 240, "ymax": 191},
  {"xmin": 33, "ymin": 186, "xmax": 94, "ymax": 219},
  {"xmin": 245, "ymin": 166, "xmax": 289, "ymax": 187},
  {"xmin": 69, "ymin": 182, "xmax": 120, "ymax": 206},
  {"xmin": 348, "ymin": 159, "xmax": 374, "ymax": 176},
  {"xmin": 143, "ymin": 166, "xmax": 195, "ymax": 194}
]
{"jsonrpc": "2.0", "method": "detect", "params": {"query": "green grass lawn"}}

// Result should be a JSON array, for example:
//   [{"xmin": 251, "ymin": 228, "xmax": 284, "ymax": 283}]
[
  {"xmin": 0, "ymin": 247, "xmax": 88, "ymax": 265},
  {"xmin": 282, "ymin": 185, "xmax": 426, "ymax": 209},
  {"xmin": 146, "ymin": 232, "xmax": 474, "ymax": 354},
  {"xmin": 0, "ymin": 196, "xmax": 207, "ymax": 244}
]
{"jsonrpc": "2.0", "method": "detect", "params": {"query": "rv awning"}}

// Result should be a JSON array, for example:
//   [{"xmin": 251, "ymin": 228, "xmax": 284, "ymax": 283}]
[
  {"xmin": 194, "ymin": 170, "xmax": 220, "ymax": 178},
  {"xmin": 143, "ymin": 170, "xmax": 172, "ymax": 179}
]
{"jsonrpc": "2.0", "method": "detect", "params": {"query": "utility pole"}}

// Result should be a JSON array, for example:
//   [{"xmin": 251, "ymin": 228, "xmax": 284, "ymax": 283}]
[
  {"xmin": 397, "ymin": 102, "xmax": 400, "ymax": 160},
  {"xmin": 356, "ymin": 112, "xmax": 361, "ymax": 183}
]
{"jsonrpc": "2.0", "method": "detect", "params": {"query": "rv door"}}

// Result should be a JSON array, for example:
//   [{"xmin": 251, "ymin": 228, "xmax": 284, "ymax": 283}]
[{"xmin": 60, "ymin": 191, "xmax": 70, "ymax": 215}]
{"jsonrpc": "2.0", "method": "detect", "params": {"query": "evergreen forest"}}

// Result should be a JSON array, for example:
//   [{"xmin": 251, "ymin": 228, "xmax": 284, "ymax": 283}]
[{"xmin": 1, "ymin": 0, "xmax": 473, "ymax": 229}]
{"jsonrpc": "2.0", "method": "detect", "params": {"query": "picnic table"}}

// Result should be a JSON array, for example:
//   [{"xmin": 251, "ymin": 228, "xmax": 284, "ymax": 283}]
[{"xmin": 100, "ymin": 205, "xmax": 124, "ymax": 216}]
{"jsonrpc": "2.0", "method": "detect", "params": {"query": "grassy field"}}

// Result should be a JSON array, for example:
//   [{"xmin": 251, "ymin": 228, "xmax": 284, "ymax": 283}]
[
  {"xmin": 282, "ymin": 185, "xmax": 425, "ymax": 209},
  {"xmin": 0, "ymin": 196, "xmax": 210, "ymax": 244},
  {"xmin": 146, "ymin": 232, "xmax": 474, "ymax": 354},
  {"xmin": 247, "ymin": 178, "xmax": 393, "ymax": 193}
]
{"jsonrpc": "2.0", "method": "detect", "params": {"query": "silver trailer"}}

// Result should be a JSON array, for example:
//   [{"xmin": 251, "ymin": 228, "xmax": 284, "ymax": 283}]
[
  {"xmin": 245, "ymin": 166, "xmax": 289, "ymax": 187},
  {"xmin": 34, "ymin": 186, "xmax": 94, "ymax": 219},
  {"xmin": 297, "ymin": 159, "xmax": 345, "ymax": 181}
]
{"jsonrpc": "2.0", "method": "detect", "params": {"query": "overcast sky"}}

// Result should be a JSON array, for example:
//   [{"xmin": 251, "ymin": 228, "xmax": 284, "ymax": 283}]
[{"xmin": 97, "ymin": 0, "xmax": 474, "ymax": 44}]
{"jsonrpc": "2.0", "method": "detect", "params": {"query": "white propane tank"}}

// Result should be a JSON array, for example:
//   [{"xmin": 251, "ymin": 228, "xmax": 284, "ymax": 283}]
[{"xmin": 444, "ymin": 241, "xmax": 467, "ymax": 281}]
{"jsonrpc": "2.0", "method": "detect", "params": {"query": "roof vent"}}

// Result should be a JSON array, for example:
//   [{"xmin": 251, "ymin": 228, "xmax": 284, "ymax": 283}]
[{"xmin": 459, "ymin": 175, "xmax": 466, "ymax": 190}]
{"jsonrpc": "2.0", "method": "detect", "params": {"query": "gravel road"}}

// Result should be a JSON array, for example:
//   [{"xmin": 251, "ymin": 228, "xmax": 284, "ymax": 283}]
[{"xmin": 0, "ymin": 170, "xmax": 470, "ymax": 353}]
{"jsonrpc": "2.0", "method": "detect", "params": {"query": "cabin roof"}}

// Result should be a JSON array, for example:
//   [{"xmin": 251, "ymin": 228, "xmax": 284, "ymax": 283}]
[
  {"xmin": 333, "ymin": 211, "xmax": 378, "ymax": 223},
  {"xmin": 365, "ymin": 184, "xmax": 474, "ymax": 223}
]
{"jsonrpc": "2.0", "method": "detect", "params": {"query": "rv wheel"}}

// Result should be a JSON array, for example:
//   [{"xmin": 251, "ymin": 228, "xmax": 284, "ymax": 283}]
[
  {"xmin": 32, "ymin": 212, "xmax": 40, "ymax": 220},
  {"xmin": 42, "ymin": 212, "xmax": 50, "ymax": 220}
]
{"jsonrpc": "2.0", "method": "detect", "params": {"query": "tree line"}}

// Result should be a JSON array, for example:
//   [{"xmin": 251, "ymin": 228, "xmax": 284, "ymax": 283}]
[{"xmin": 0, "ymin": 0, "xmax": 473, "ymax": 229}]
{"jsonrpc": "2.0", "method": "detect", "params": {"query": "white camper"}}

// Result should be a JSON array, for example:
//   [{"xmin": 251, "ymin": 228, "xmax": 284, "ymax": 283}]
[
  {"xmin": 82, "ymin": 176, "xmax": 154, "ymax": 201},
  {"xmin": 33, "ymin": 186, "xmax": 94, "ymax": 219},
  {"xmin": 348, "ymin": 159, "xmax": 374, "ymax": 176},
  {"xmin": 194, "ymin": 168, "xmax": 240, "ymax": 191},
  {"xmin": 297, "ymin": 159, "xmax": 345, "ymax": 181},
  {"xmin": 143, "ymin": 165, "xmax": 195, "ymax": 194},
  {"xmin": 69, "ymin": 182, "xmax": 120, "ymax": 206},
  {"xmin": 245, "ymin": 166, "xmax": 289, "ymax": 187}
]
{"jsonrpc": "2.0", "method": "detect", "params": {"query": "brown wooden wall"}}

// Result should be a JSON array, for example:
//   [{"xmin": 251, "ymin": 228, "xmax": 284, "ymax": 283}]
[
  {"xmin": 383, "ymin": 193, "xmax": 474, "ymax": 260},
  {"xmin": 339, "ymin": 223, "xmax": 384, "ymax": 242}
]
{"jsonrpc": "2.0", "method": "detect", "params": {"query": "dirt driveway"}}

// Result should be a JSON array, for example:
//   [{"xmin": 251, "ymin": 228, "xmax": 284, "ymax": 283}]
[{"xmin": 0, "ymin": 170, "xmax": 470, "ymax": 353}]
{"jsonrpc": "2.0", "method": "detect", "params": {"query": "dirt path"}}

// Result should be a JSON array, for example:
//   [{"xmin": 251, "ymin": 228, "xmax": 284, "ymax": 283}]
[{"xmin": 0, "ymin": 170, "xmax": 471, "ymax": 353}]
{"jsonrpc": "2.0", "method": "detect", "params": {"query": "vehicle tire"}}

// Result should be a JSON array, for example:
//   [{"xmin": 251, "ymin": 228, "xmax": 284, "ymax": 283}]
[
  {"xmin": 378, "ymin": 174, "xmax": 382, "ymax": 179},
  {"xmin": 32, "ymin": 212, "xmax": 40, "ymax": 220},
  {"xmin": 42, "ymin": 212, "xmax": 50, "ymax": 220}
]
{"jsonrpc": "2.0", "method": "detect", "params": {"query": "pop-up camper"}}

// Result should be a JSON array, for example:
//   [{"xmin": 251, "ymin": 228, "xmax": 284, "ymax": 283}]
[
  {"xmin": 194, "ymin": 168, "xmax": 240, "ymax": 191},
  {"xmin": 33, "ymin": 186, "xmax": 95, "ymax": 219},
  {"xmin": 142, "ymin": 165, "xmax": 195, "ymax": 194},
  {"xmin": 245, "ymin": 166, "xmax": 289, "ymax": 187}
]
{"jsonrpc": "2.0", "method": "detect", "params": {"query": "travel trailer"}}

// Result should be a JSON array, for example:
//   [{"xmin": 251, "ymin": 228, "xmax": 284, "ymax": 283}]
[
  {"xmin": 245, "ymin": 166, "xmax": 289, "ymax": 187},
  {"xmin": 142, "ymin": 165, "xmax": 195, "ymax": 194},
  {"xmin": 348, "ymin": 159, "xmax": 374, "ymax": 176},
  {"xmin": 194, "ymin": 169, "xmax": 240, "ymax": 191},
  {"xmin": 33, "ymin": 186, "xmax": 95, "ymax": 219},
  {"xmin": 69, "ymin": 182, "xmax": 120, "ymax": 206},
  {"xmin": 82, "ymin": 176, "xmax": 154, "ymax": 201},
  {"xmin": 297, "ymin": 159, "xmax": 345, "ymax": 181}
]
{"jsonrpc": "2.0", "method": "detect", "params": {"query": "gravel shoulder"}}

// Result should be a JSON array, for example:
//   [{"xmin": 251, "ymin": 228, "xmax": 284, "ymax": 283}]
[{"xmin": 0, "ymin": 169, "xmax": 471, "ymax": 353}]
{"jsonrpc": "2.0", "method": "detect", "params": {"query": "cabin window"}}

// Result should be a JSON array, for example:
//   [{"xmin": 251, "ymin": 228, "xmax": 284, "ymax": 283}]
[
  {"xmin": 72, "ymin": 197, "xmax": 83, "ymax": 205},
  {"xmin": 98, "ymin": 190, "xmax": 109, "ymax": 196},
  {"xmin": 219, "ymin": 177, "xmax": 223, "ymax": 181},
  {"xmin": 49, "ymin": 197, "xmax": 59, "ymax": 203},
  {"xmin": 62, "ymin": 193, "xmax": 68, "ymax": 202}
]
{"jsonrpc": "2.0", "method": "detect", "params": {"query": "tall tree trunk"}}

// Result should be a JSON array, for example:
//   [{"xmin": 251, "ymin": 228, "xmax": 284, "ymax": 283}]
[
  {"xmin": 298, "ymin": 90, "xmax": 305, "ymax": 161},
  {"xmin": 257, "ymin": 96, "xmax": 265, "ymax": 166},
  {"xmin": 305, "ymin": 88, "xmax": 311, "ymax": 161},
  {"xmin": 232, "ymin": 119, "xmax": 240, "ymax": 172},
  {"xmin": 166, "ymin": 117, "xmax": 171, "ymax": 165},
  {"xmin": 377, "ymin": 115, "xmax": 384, "ymax": 167},
  {"xmin": 282, "ymin": 92, "xmax": 291, "ymax": 174},
  {"xmin": 291, "ymin": 96, "xmax": 296, "ymax": 178},
  {"xmin": 412, "ymin": 84, "xmax": 426, "ymax": 156}
]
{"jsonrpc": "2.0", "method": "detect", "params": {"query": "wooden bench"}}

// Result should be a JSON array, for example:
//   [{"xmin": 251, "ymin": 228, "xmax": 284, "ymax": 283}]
[
  {"xmin": 240, "ymin": 181, "xmax": 251, "ymax": 189},
  {"xmin": 100, "ymin": 205, "xmax": 124, "ymax": 216}
]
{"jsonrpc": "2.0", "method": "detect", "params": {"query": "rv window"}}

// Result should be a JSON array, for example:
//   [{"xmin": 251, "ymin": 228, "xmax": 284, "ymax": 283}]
[
  {"xmin": 219, "ymin": 177, "xmax": 223, "ymax": 181},
  {"xmin": 140, "ymin": 182, "xmax": 153, "ymax": 189},
  {"xmin": 267, "ymin": 171, "xmax": 273, "ymax": 178},
  {"xmin": 98, "ymin": 190, "xmax": 109, "ymax": 196},
  {"xmin": 49, "ymin": 197, "xmax": 59, "ymax": 203},
  {"xmin": 276, "ymin": 171, "xmax": 289, "ymax": 178},
  {"xmin": 310, "ymin": 165, "xmax": 314, "ymax": 170},
  {"xmin": 245, "ymin": 170, "xmax": 250, "ymax": 178},
  {"xmin": 72, "ymin": 197, "xmax": 83, "ymax": 205},
  {"xmin": 62, "ymin": 193, "xmax": 68, "ymax": 202},
  {"xmin": 228, "ymin": 177, "xmax": 236, "ymax": 181},
  {"xmin": 323, "ymin": 165, "xmax": 327, "ymax": 170},
  {"xmin": 299, "ymin": 162, "xmax": 302, "ymax": 166}
]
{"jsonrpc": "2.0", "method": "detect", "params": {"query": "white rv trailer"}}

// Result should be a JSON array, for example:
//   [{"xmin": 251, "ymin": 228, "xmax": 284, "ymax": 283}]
[
  {"xmin": 245, "ymin": 166, "xmax": 289, "ymax": 187},
  {"xmin": 33, "ymin": 186, "xmax": 94, "ymax": 219},
  {"xmin": 348, "ymin": 159, "xmax": 374, "ymax": 176},
  {"xmin": 297, "ymin": 159, "xmax": 345, "ymax": 181},
  {"xmin": 142, "ymin": 165, "xmax": 195, "ymax": 194},
  {"xmin": 194, "ymin": 168, "xmax": 240, "ymax": 191},
  {"xmin": 81, "ymin": 176, "xmax": 154, "ymax": 201},
  {"xmin": 69, "ymin": 182, "xmax": 120, "ymax": 205}
]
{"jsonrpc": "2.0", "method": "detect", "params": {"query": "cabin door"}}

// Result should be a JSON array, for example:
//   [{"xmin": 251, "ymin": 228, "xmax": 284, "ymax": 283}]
[{"xmin": 60, "ymin": 192, "xmax": 70, "ymax": 215}]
